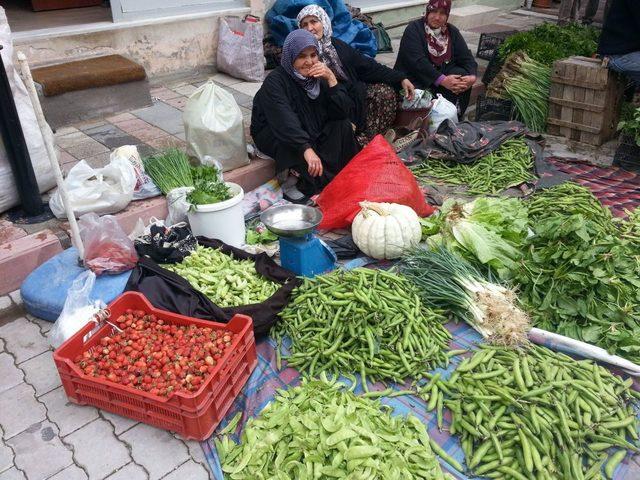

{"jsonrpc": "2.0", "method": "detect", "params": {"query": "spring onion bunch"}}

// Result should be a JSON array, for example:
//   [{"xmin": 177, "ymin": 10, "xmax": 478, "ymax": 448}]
[
  {"xmin": 503, "ymin": 54, "xmax": 551, "ymax": 132},
  {"xmin": 401, "ymin": 246, "xmax": 530, "ymax": 346},
  {"xmin": 143, "ymin": 148, "xmax": 193, "ymax": 194}
]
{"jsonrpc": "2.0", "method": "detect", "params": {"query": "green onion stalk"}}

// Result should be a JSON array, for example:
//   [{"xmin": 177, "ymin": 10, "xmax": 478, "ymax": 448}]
[
  {"xmin": 142, "ymin": 148, "xmax": 193, "ymax": 195},
  {"xmin": 401, "ymin": 246, "xmax": 530, "ymax": 346}
]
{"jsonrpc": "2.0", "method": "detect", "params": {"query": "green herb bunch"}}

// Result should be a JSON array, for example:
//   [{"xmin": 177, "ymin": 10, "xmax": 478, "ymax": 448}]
[{"xmin": 617, "ymin": 105, "xmax": 640, "ymax": 146}]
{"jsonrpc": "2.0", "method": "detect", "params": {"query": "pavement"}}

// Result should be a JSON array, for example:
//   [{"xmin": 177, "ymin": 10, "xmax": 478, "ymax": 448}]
[{"xmin": 0, "ymin": 8, "xmax": 557, "ymax": 480}]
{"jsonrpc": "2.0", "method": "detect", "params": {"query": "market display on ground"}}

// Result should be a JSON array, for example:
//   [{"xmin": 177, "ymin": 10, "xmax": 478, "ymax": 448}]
[{"xmin": 7, "ymin": 1, "xmax": 640, "ymax": 478}]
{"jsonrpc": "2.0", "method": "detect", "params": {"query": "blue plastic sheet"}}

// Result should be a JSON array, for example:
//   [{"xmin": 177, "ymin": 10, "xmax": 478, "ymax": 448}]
[{"xmin": 265, "ymin": 0, "xmax": 377, "ymax": 57}]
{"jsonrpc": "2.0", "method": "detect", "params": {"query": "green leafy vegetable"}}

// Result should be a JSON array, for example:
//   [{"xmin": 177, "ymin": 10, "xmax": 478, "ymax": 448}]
[
  {"xmin": 499, "ymin": 22, "xmax": 600, "ymax": 66},
  {"xmin": 516, "ymin": 183, "xmax": 640, "ymax": 363},
  {"xmin": 618, "ymin": 105, "xmax": 640, "ymax": 146},
  {"xmin": 186, "ymin": 165, "xmax": 233, "ymax": 206},
  {"xmin": 420, "ymin": 197, "xmax": 529, "ymax": 278},
  {"xmin": 245, "ymin": 226, "xmax": 278, "ymax": 245}
]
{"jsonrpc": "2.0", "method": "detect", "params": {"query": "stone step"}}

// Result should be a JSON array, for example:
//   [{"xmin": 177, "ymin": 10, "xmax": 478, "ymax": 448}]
[
  {"xmin": 449, "ymin": 5, "xmax": 502, "ymax": 31},
  {"xmin": 0, "ymin": 230, "xmax": 63, "ymax": 295}
]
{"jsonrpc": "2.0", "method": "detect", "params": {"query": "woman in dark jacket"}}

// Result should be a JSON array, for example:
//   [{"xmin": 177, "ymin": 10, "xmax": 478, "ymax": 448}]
[
  {"xmin": 297, "ymin": 5, "xmax": 415, "ymax": 143},
  {"xmin": 251, "ymin": 29, "xmax": 360, "ymax": 202},
  {"xmin": 394, "ymin": 0, "xmax": 478, "ymax": 117}
]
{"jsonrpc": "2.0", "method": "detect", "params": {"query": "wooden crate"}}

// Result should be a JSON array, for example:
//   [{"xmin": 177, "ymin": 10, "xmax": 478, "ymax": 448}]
[{"xmin": 547, "ymin": 56, "xmax": 625, "ymax": 146}]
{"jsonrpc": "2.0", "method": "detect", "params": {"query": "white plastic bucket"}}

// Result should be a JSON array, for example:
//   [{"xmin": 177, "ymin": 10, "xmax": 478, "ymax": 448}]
[{"xmin": 187, "ymin": 182, "xmax": 245, "ymax": 247}]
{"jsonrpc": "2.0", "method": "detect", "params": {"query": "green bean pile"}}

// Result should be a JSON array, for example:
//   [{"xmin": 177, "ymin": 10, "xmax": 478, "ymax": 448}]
[
  {"xmin": 163, "ymin": 245, "xmax": 279, "ymax": 307},
  {"xmin": 440, "ymin": 345, "xmax": 640, "ymax": 480},
  {"xmin": 412, "ymin": 139, "xmax": 534, "ymax": 195},
  {"xmin": 216, "ymin": 377, "xmax": 446, "ymax": 479},
  {"xmin": 274, "ymin": 268, "xmax": 451, "ymax": 383}
]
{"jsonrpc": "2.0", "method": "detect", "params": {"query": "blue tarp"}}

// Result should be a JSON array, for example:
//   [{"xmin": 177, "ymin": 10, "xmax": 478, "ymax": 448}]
[{"xmin": 265, "ymin": 0, "xmax": 378, "ymax": 57}]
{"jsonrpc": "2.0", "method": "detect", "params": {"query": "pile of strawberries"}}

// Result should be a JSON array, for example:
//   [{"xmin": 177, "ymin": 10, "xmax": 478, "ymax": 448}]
[{"xmin": 74, "ymin": 308, "xmax": 236, "ymax": 397}]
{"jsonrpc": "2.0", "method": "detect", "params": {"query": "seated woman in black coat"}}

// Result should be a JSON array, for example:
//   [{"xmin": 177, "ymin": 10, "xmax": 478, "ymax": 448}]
[
  {"xmin": 394, "ymin": 0, "xmax": 478, "ymax": 117},
  {"xmin": 251, "ymin": 29, "xmax": 360, "ymax": 202},
  {"xmin": 296, "ymin": 4, "xmax": 415, "ymax": 143}
]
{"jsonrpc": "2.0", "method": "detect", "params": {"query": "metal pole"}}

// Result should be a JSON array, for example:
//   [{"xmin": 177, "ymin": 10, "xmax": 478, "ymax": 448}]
[
  {"xmin": 0, "ymin": 45, "xmax": 43, "ymax": 215},
  {"xmin": 16, "ymin": 51, "xmax": 85, "ymax": 259}
]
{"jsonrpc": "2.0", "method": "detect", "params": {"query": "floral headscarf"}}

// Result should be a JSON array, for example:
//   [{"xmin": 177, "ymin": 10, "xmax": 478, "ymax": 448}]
[
  {"xmin": 424, "ymin": 0, "xmax": 452, "ymax": 66},
  {"xmin": 296, "ymin": 5, "xmax": 348, "ymax": 81},
  {"xmin": 281, "ymin": 29, "xmax": 321, "ymax": 99}
]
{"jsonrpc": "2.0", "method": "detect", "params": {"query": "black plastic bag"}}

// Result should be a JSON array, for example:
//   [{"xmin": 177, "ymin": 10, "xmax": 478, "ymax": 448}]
[
  {"xmin": 125, "ymin": 237, "xmax": 301, "ymax": 336},
  {"xmin": 134, "ymin": 223, "xmax": 197, "ymax": 264}
]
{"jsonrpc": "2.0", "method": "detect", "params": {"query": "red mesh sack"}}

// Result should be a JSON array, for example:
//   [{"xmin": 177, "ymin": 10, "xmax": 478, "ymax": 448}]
[{"xmin": 317, "ymin": 135, "xmax": 434, "ymax": 230}]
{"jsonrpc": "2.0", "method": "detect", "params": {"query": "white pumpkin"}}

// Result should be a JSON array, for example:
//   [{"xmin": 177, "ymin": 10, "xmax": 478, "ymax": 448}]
[{"xmin": 352, "ymin": 201, "xmax": 422, "ymax": 259}]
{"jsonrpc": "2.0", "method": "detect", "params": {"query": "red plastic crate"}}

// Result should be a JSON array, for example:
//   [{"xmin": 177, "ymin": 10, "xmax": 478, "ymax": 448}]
[{"xmin": 53, "ymin": 292, "xmax": 257, "ymax": 440}]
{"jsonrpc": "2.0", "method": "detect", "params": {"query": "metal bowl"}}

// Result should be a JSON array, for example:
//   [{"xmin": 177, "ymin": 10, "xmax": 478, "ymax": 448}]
[{"xmin": 260, "ymin": 205, "xmax": 323, "ymax": 238}]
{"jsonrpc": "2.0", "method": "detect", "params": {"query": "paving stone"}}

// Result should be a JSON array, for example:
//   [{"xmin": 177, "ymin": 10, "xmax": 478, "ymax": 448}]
[
  {"xmin": 0, "ymin": 317, "xmax": 50, "ymax": 364},
  {"xmin": 0, "ymin": 468, "xmax": 25, "ymax": 480},
  {"xmin": 146, "ymin": 136, "xmax": 185, "ymax": 151},
  {"xmin": 231, "ymin": 81, "xmax": 262, "ymax": 97},
  {"xmin": 163, "ymin": 97, "xmax": 188, "ymax": 111},
  {"xmin": 211, "ymin": 73, "xmax": 242, "ymax": 86},
  {"xmin": 84, "ymin": 152, "xmax": 112, "ymax": 169},
  {"xmin": 229, "ymin": 89, "xmax": 253, "ymax": 108},
  {"xmin": 47, "ymin": 464, "xmax": 88, "ymax": 480},
  {"xmin": 8, "ymin": 292, "xmax": 21, "ymax": 307},
  {"xmin": 55, "ymin": 131, "xmax": 93, "ymax": 150},
  {"xmin": 0, "ymin": 383, "xmax": 46, "ymax": 439},
  {"xmin": 40, "ymin": 387, "xmax": 99, "ymax": 437},
  {"xmin": 56, "ymin": 149, "xmax": 78, "ymax": 166},
  {"xmin": 115, "ymin": 118, "xmax": 152, "ymax": 135},
  {"xmin": 25, "ymin": 314, "xmax": 54, "ymax": 335},
  {"xmin": 182, "ymin": 440, "xmax": 211, "ymax": 479},
  {"xmin": 130, "ymin": 125, "xmax": 169, "ymax": 143},
  {"xmin": 0, "ymin": 338, "xmax": 3, "ymax": 353},
  {"xmin": 136, "ymin": 144, "xmax": 157, "ymax": 158},
  {"xmin": 132, "ymin": 101, "xmax": 184, "ymax": 135},
  {"xmin": 0, "ymin": 353, "xmax": 23, "ymax": 394},
  {"xmin": 20, "ymin": 350, "xmax": 60, "ymax": 397},
  {"xmin": 65, "ymin": 139, "xmax": 110, "ymax": 160},
  {"xmin": 101, "ymin": 412, "xmax": 139, "ymax": 436},
  {"xmin": 0, "ymin": 297, "xmax": 12, "ymax": 312},
  {"xmin": 62, "ymin": 161, "xmax": 80, "ymax": 175},
  {"xmin": 161, "ymin": 460, "xmax": 209, "ymax": 480},
  {"xmin": 173, "ymin": 85, "xmax": 197, "ymax": 96},
  {"xmin": 7, "ymin": 421, "xmax": 73, "ymax": 480},
  {"xmin": 53, "ymin": 126, "xmax": 79, "ymax": 136},
  {"xmin": 104, "ymin": 462, "xmax": 147, "ymax": 480},
  {"xmin": 66, "ymin": 419, "xmax": 130, "ymax": 480},
  {"xmin": 175, "ymin": 132, "xmax": 186, "ymax": 141},
  {"xmin": 106, "ymin": 113, "xmax": 136, "ymax": 123},
  {"xmin": 150, "ymin": 87, "xmax": 182, "ymax": 102},
  {"xmin": 0, "ymin": 434, "xmax": 14, "ymax": 474},
  {"xmin": 84, "ymin": 124, "xmax": 142, "ymax": 150},
  {"xmin": 76, "ymin": 119, "xmax": 108, "ymax": 131},
  {"xmin": 120, "ymin": 424, "xmax": 189, "ymax": 480}
]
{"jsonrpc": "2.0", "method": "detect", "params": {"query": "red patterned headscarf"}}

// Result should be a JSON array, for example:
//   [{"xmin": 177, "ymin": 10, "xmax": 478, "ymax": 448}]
[{"xmin": 424, "ymin": 0, "xmax": 452, "ymax": 66}]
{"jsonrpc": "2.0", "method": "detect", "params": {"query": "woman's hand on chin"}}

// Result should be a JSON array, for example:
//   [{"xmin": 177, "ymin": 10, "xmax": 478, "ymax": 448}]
[{"xmin": 308, "ymin": 63, "xmax": 337, "ymax": 87}]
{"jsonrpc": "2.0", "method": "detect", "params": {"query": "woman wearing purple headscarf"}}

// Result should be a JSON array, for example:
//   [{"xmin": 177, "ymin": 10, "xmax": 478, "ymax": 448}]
[
  {"xmin": 251, "ymin": 29, "xmax": 360, "ymax": 202},
  {"xmin": 296, "ymin": 5, "xmax": 415, "ymax": 144},
  {"xmin": 394, "ymin": 0, "xmax": 477, "ymax": 117}
]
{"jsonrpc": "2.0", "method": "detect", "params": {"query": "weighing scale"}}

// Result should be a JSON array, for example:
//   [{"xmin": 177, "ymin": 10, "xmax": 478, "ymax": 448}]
[{"xmin": 261, "ymin": 205, "xmax": 336, "ymax": 277}]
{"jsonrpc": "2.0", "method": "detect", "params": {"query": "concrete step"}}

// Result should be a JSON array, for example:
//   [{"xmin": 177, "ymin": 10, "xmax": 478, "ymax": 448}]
[{"xmin": 449, "ymin": 5, "xmax": 502, "ymax": 31}]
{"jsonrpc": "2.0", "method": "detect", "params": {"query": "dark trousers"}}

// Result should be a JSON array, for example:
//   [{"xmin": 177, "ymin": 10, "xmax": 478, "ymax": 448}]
[
  {"xmin": 434, "ymin": 65, "xmax": 473, "ymax": 118},
  {"xmin": 253, "ymin": 119, "xmax": 360, "ymax": 195}
]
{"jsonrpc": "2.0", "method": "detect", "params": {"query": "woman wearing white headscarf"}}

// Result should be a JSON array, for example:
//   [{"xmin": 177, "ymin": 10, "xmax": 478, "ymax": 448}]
[
  {"xmin": 297, "ymin": 5, "xmax": 415, "ymax": 144},
  {"xmin": 251, "ymin": 29, "xmax": 360, "ymax": 202}
]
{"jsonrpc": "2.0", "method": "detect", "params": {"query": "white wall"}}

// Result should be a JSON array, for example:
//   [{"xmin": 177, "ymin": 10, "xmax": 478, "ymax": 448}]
[{"xmin": 110, "ymin": 0, "xmax": 247, "ymax": 22}]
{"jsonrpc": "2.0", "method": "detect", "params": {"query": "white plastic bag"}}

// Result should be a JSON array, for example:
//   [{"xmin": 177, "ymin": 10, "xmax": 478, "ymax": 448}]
[
  {"xmin": 428, "ymin": 94, "xmax": 458, "ymax": 133},
  {"xmin": 183, "ymin": 81, "xmax": 249, "ymax": 172},
  {"xmin": 165, "ymin": 186, "xmax": 194, "ymax": 226},
  {"xmin": 217, "ymin": 15, "xmax": 265, "ymax": 82},
  {"xmin": 0, "ymin": 8, "xmax": 55, "ymax": 214},
  {"xmin": 49, "ymin": 156, "xmax": 137, "ymax": 218},
  {"xmin": 49, "ymin": 271, "xmax": 104, "ymax": 348},
  {"xmin": 110, "ymin": 145, "xmax": 160, "ymax": 200}
]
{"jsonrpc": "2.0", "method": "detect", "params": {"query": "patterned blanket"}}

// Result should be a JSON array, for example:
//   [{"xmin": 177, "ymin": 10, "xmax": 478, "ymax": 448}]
[{"xmin": 202, "ymin": 321, "xmax": 640, "ymax": 479}]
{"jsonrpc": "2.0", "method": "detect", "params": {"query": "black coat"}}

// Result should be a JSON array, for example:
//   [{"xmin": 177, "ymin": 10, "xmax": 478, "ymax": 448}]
[
  {"xmin": 331, "ymin": 37, "xmax": 406, "ymax": 131},
  {"xmin": 250, "ymin": 66, "xmax": 354, "ymax": 155},
  {"xmin": 598, "ymin": 0, "xmax": 640, "ymax": 56},
  {"xmin": 394, "ymin": 19, "xmax": 478, "ymax": 90}
]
